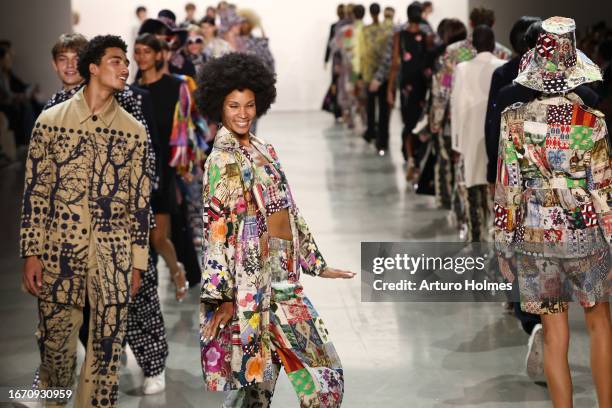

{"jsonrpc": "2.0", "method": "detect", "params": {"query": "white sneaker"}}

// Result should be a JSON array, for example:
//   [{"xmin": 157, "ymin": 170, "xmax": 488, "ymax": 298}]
[
  {"xmin": 526, "ymin": 323, "xmax": 545, "ymax": 381},
  {"xmin": 143, "ymin": 370, "xmax": 166, "ymax": 395}
]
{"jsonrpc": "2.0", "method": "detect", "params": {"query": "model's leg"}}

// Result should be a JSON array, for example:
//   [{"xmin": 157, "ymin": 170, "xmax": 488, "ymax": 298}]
[
  {"xmin": 126, "ymin": 253, "xmax": 168, "ymax": 378},
  {"xmin": 466, "ymin": 185, "xmax": 488, "ymax": 242},
  {"xmin": 271, "ymin": 291, "xmax": 344, "ymax": 408},
  {"xmin": 541, "ymin": 309, "xmax": 572, "ymax": 408},
  {"xmin": 364, "ymin": 85, "xmax": 376, "ymax": 142},
  {"xmin": 37, "ymin": 299, "xmax": 82, "ymax": 407},
  {"xmin": 584, "ymin": 302, "xmax": 612, "ymax": 407},
  {"xmin": 150, "ymin": 213, "xmax": 187, "ymax": 300},
  {"xmin": 150, "ymin": 214, "xmax": 179, "ymax": 273},
  {"xmin": 74, "ymin": 264, "xmax": 128, "ymax": 408},
  {"xmin": 376, "ymin": 81, "xmax": 390, "ymax": 152}
]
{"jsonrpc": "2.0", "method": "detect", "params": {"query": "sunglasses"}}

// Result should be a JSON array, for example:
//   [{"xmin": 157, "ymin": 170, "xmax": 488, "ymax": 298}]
[{"xmin": 187, "ymin": 36, "xmax": 204, "ymax": 45}]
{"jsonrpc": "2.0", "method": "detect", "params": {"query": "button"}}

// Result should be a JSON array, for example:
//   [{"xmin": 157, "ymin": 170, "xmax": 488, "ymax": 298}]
[{"xmin": 92, "ymin": 115, "xmax": 98, "ymax": 121}]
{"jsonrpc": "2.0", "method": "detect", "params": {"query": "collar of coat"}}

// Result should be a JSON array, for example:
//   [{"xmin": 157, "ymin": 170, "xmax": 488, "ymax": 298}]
[
  {"xmin": 72, "ymin": 85, "xmax": 119, "ymax": 127},
  {"xmin": 213, "ymin": 125, "xmax": 275, "ymax": 163}
]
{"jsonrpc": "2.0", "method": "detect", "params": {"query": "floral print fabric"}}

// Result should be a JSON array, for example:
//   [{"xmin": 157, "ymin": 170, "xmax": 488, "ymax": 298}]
[{"xmin": 200, "ymin": 127, "xmax": 331, "ymax": 392}]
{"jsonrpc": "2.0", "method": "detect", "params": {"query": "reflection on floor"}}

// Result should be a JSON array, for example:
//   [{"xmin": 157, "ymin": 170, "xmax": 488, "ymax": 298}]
[{"xmin": 0, "ymin": 111, "xmax": 604, "ymax": 407}]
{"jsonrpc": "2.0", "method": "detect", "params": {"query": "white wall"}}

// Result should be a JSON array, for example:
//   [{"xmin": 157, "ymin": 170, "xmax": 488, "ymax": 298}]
[
  {"xmin": 0, "ymin": 0, "xmax": 72, "ymax": 100},
  {"xmin": 72, "ymin": 0, "xmax": 468, "ymax": 112}
]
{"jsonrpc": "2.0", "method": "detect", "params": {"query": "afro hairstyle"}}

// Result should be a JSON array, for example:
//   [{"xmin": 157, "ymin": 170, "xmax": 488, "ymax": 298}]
[
  {"xmin": 77, "ymin": 35, "xmax": 127, "ymax": 83},
  {"xmin": 196, "ymin": 53, "xmax": 276, "ymax": 122}
]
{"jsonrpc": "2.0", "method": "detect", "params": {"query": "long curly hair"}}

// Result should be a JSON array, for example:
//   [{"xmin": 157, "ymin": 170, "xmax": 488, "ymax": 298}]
[{"xmin": 196, "ymin": 53, "xmax": 276, "ymax": 122}]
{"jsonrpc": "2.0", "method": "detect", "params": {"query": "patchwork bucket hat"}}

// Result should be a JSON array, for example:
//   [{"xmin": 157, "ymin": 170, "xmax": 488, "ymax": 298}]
[{"xmin": 514, "ymin": 16, "xmax": 602, "ymax": 94}]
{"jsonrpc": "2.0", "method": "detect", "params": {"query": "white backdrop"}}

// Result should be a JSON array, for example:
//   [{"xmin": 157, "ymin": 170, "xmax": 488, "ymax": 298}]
[{"xmin": 72, "ymin": 0, "xmax": 468, "ymax": 111}]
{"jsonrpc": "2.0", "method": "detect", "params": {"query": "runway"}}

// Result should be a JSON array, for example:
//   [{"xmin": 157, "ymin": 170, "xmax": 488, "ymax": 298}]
[{"xmin": 0, "ymin": 110, "xmax": 602, "ymax": 407}]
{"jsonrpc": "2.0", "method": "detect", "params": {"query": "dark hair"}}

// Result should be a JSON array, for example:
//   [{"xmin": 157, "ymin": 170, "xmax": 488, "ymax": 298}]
[
  {"xmin": 200, "ymin": 16, "xmax": 216, "ymax": 26},
  {"xmin": 135, "ymin": 34, "xmax": 165, "ymax": 71},
  {"xmin": 510, "ymin": 16, "xmax": 541, "ymax": 55},
  {"xmin": 135, "ymin": 33, "xmax": 162, "ymax": 52},
  {"xmin": 524, "ymin": 20, "xmax": 543, "ymax": 49},
  {"xmin": 185, "ymin": 3, "xmax": 196, "ymax": 11},
  {"xmin": 0, "ymin": 40, "xmax": 11, "ymax": 50},
  {"xmin": 469, "ymin": 7, "xmax": 495, "ymax": 28},
  {"xmin": 353, "ymin": 5, "xmax": 365, "ymax": 19},
  {"xmin": 436, "ymin": 18, "xmax": 449, "ymax": 38},
  {"xmin": 77, "ymin": 35, "xmax": 127, "ymax": 83},
  {"xmin": 473, "ymin": 24, "xmax": 495, "ymax": 53},
  {"xmin": 407, "ymin": 2, "xmax": 423, "ymax": 24},
  {"xmin": 52, "ymin": 33, "xmax": 88, "ymax": 60},
  {"xmin": 443, "ymin": 18, "xmax": 467, "ymax": 45},
  {"xmin": 196, "ymin": 53, "xmax": 276, "ymax": 122},
  {"xmin": 423, "ymin": 1, "xmax": 432, "ymax": 9},
  {"xmin": 136, "ymin": 6, "xmax": 146, "ymax": 15},
  {"xmin": 369, "ymin": 3, "xmax": 380, "ymax": 15},
  {"xmin": 337, "ymin": 4, "xmax": 345, "ymax": 19}
]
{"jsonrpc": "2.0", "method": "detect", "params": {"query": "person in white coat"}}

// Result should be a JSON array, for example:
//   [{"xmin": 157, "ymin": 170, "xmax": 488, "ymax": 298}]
[{"xmin": 450, "ymin": 25, "xmax": 506, "ymax": 242}]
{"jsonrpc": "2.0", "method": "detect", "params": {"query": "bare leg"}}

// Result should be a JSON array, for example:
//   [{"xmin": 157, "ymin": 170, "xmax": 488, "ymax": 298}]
[
  {"xmin": 584, "ymin": 302, "xmax": 612, "ymax": 408},
  {"xmin": 541, "ymin": 310, "xmax": 572, "ymax": 408},
  {"xmin": 150, "ymin": 213, "xmax": 188, "ymax": 301}
]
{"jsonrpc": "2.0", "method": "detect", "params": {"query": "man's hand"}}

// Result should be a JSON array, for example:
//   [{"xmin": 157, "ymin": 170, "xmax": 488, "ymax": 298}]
[
  {"xmin": 319, "ymin": 267, "xmax": 356, "ymax": 279},
  {"xmin": 22, "ymin": 256, "xmax": 43, "ymax": 296},
  {"xmin": 131, "ymin": 268, "xmax": 143, "ymax": 298},
  {"xmin": 369, "ymin": 79, "xmax": 381, "ymax": 93}
]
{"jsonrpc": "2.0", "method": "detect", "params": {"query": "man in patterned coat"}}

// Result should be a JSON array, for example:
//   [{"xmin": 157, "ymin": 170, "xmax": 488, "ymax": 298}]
[{"xmin": 20, "ymin": 35, "xmax": 150, "ymax": 407}]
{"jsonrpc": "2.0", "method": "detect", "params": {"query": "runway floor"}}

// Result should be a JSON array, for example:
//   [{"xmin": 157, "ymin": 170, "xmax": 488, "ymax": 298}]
[{"xmin": 0, "ymin": 111, "xmax": 604, "ymax": 407}]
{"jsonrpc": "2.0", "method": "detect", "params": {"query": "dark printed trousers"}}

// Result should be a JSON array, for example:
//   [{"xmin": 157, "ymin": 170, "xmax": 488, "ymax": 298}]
[
  {"xmin": 365, "ymin": 81, "xmax": 390, "ymax": 150},
  {"xmin": 35, "ymin": 251, "xmax": 168, "ymax": 406},
  {"xmin": 459, "ymin": 183, "xmax": 490, "ymax": 243},
  {"xmin": 37, "ymin": 263, "xmax": 127, "ymax": 408},
  {"xmin": 399, "ymin": 82, "xmax": 426, "ymax": 162},
  {"xmin": 434, "ymin": 129, "xmax": 453, "ymax": 210}
]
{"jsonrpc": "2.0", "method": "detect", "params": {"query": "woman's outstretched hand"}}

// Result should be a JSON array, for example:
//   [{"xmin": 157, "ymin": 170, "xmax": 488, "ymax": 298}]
[
  {"xmin": 203, "ymin": 301, "xmax": 234, "ymax": 343},
  {"xmin": 319, "ymin": 268, "xmax": 356, "ymax": 279}
]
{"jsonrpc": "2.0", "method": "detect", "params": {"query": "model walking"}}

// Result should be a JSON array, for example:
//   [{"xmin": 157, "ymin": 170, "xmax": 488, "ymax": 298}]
[
  {"xmin": 198, "ymin": 53, "xmax": 355, "ymax": 407},
  {"xmin": 495, "ymin": 17, "xmax": 612, "ymax": 408},
  {"xmin": 20, "ymin": 35, "xmax": 150, "ymax": 407}
]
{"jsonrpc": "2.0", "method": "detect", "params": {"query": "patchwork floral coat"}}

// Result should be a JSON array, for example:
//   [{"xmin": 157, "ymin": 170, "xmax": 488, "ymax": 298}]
[
  {"xmin": 200, "ymin": 127, "xmax": 327, "ymax": 391},
  {"xmin": 494, "ymin": 93, "xmax": 612, "ymax": 257}
]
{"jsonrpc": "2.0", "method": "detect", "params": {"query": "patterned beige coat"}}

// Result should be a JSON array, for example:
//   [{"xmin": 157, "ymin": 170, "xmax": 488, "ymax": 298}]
[{"xmin": 20, "ymin": 87, "xmax": 150, "ymax": 306}]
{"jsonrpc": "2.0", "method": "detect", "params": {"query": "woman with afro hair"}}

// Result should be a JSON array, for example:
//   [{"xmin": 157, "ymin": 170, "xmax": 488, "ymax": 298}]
[{"xmin": 198, "ymin": 53, "xmax": 354, "ymax": 407}]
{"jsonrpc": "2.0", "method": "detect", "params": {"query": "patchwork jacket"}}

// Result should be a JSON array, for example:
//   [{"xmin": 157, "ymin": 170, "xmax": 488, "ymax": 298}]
[
  {"xmin": 200, "ymin": 127, "xmax": 327, "ymax": 391},
  {"xmin": 20, "ymin": 87, "xmax": 150, "ymax": 306},
  {"xmin": 494, "ymin": 93, "xmax": 612, "ymax": 257}
]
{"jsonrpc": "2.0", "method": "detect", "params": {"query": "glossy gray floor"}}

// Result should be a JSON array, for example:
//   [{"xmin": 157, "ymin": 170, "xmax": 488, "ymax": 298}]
[{"xmin": 0, "ymin": 111, "xmax": 605, "ymax": 407}]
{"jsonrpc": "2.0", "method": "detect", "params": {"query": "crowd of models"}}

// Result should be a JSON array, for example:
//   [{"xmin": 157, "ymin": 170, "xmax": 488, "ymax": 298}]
[
  {"xmin": 0, "ymin": 0, "xmax": 609, "ymax": 407},
  {"xmin": 322, "ymin": 2, "xmax": 611, "ymax": 407}
]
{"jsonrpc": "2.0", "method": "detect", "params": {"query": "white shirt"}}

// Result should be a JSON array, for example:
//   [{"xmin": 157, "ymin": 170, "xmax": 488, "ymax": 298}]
[{"xmin": 451, "ymin": 51, "xmax": 506, "ymax": 187}]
